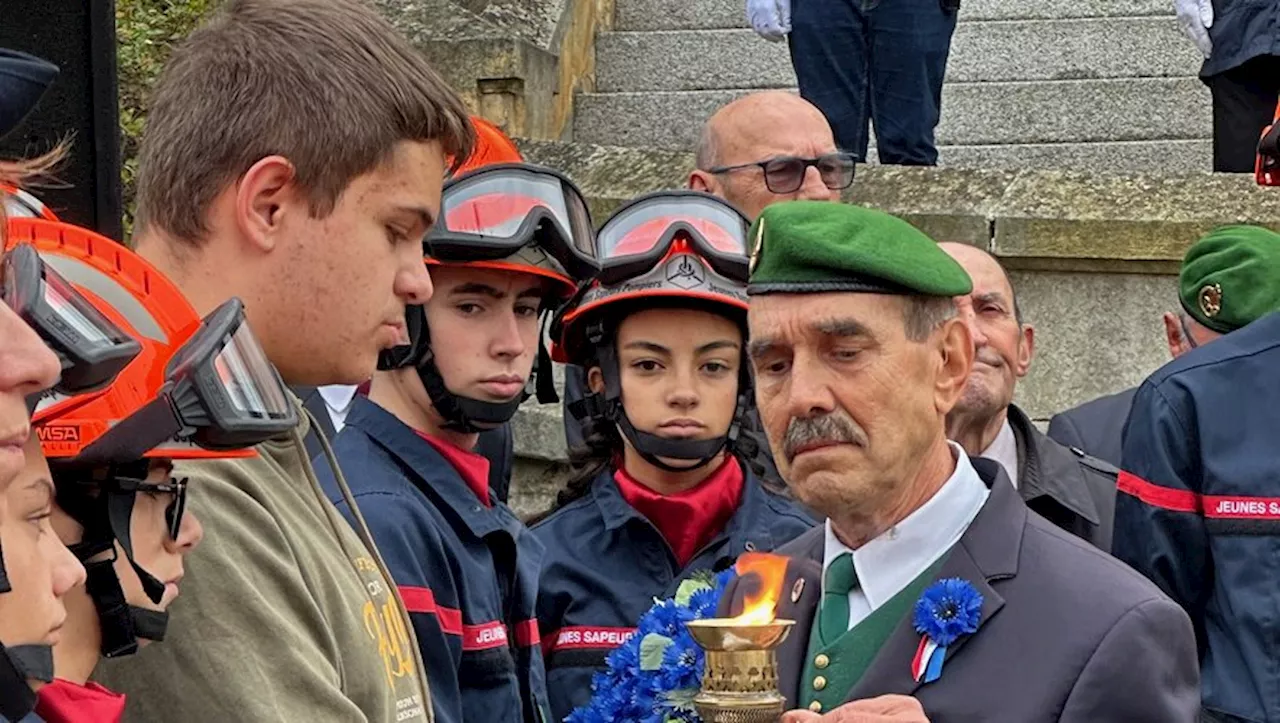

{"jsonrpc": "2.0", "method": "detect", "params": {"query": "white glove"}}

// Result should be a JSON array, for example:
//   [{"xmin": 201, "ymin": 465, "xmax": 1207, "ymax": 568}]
[
  {"xmin": 1174, "ymin": 0, "xmax": 1214, "ymax": 59},
  {"xmin": 747, "ymin": 0, "xmax": 791, "ymax": 42}
]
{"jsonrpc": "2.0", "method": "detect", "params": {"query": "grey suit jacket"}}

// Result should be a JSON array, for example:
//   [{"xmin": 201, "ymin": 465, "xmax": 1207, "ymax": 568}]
[
  {"xmin": 1046, "ymin": 387, "xmax": 1137, "ymax": 468},
  {"xmin": 719, "ymin": 458, "xmax": 1199, "ymax": 723}
]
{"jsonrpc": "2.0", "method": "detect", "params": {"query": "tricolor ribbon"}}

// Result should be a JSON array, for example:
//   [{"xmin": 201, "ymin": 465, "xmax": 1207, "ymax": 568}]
[
  {"xmin": 911, "ymin": 636, "xmax": 946, "ymax": 683},
  {"xmin": 910, "ymin": 577, "xmax": 982, "ymax": 685}
]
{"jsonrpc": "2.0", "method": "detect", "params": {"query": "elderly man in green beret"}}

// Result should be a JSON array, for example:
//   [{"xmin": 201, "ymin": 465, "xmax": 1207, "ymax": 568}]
[
  {"xmin": 1050, "ymin": 225, "xmax": 1280, "ymax": 467},
  {"xmin": 717, "ymin": 201, "xmax": 1200, "ymax": 722},
  {"xmin": 1114, "ymin": 225, "xmax": 1280, "ymax": 723}
]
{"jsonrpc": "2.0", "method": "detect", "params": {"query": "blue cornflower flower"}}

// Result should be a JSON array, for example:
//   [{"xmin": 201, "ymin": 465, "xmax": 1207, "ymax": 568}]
[{"xmin": 912, "ymin": 577, "xmax": 983, "ymax": 647}]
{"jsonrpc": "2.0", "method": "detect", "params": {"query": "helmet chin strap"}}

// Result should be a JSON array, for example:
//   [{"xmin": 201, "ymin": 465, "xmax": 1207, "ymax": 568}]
[
  {"xmin": 590, "ymin": 321, "xmax": 746, "ymax": 474},
  {"xmin": 0, "ymin": 642, "xmax": 39, "ymax": 721},
  {"xmin": 55, "ymin": 465, "xmax": 169, "ymax": 659},
  {"xmin": 385, "ymin": 304, "xmax": 558, "ymax": 435},
  {"xmin": 416, "ymin": 349, "xmax": 530, "ymax": 433}
]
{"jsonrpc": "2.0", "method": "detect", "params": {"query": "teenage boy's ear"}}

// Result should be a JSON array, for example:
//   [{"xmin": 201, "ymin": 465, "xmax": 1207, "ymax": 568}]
[{"xmin": 235, "ymin": 155, "xmax": 301, "ymax": 253}]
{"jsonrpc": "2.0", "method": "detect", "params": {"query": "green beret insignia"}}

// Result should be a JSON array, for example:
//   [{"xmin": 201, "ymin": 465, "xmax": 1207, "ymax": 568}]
[{"xmin": 1180, "ymin": 225, "xmax": 1280, "ymax": 333}]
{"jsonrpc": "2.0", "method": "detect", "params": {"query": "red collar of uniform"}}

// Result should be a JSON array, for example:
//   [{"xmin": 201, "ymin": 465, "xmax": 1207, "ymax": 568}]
[
  {"xmin": 613, "ymin": 456, "xmax": 744, "ymax": 567},
  {"xmin": 36, "ymin": 679, "xmax": 126, "ymax": 723},
  {"xmin": 416, "ymin": 431, "xmax": 492, "ymax": 507}
]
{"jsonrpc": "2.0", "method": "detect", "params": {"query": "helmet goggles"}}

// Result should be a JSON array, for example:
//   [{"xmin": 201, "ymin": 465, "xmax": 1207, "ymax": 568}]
[
  {"xmin": 426, "ymin": 163, "xmax": 599, "ymax": 283},
  {"xmin": 74, "ymin": 298, "xmax": 296, "ymax": 464},
  {"xmin": 2, "ymin": 242, "xmax": 140, "ymax": 419},
  {"xmin": 596, "ymin": 190, "xmax": 750, "ymax": 287}
]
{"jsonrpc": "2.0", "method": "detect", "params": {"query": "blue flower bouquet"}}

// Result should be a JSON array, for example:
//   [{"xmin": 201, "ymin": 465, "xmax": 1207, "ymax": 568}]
[{"xmin": 567, "ymin": 569, "xmax": 736, "ymax": 723}]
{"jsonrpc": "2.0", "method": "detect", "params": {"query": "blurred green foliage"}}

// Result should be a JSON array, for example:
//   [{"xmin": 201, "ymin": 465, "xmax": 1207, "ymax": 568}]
[{"xmin": 116, "ymin": 0, "xmax": 216, "ymax": 234}]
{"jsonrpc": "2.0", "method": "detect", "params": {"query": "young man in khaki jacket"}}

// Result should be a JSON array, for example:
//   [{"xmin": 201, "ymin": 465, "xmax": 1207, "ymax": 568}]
[{"xmin": 93, "ymin": 1, "xmax": 473, "ymax": 720}]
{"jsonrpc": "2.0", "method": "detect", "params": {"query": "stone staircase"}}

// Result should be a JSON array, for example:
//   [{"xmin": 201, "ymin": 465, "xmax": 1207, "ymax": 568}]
[{"xmin": 574, "ymin": 0, "xmax": 1213, "ymax": 173}]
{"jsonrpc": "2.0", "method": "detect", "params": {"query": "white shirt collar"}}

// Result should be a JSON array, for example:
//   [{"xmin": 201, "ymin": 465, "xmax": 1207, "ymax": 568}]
[
  {"xmin": 822, "ymin": 442, "xmax": 990, "ymax": 617},
  {"xmin": 318, "ymin": 384, "xmax": 359, "ymax": 413},
  {"xmin": 317, "ymin": 384, "xmax": 361, "ymax": 432},
  {"xmin": 979, "ymin": 417, "xmax": 1019, "ymax": 489}
]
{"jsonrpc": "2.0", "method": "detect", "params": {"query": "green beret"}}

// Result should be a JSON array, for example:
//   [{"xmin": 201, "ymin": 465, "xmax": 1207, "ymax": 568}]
[
  {"xmin": 1180, "ymin": 225, "xmax": 1280, "ymax": 333},
  {"xmin": 746, "ymin": 201, "xmax": 972, "ymax": 297}
]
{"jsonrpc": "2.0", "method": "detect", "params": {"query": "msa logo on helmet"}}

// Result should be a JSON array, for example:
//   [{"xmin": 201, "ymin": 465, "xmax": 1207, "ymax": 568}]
[
  {"xmin": 665, "ymin": 255, "xmax": 706, "ymax": 290},
  {"xmin": 37, "ymin": 425, "xmax": 81, "ymax": 443}
]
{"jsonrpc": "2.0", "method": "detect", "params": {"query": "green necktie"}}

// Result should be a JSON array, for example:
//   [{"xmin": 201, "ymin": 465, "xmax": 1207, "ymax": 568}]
[{"xmin": 819, "ymin": 552, "xmax": 858, "ymax": 643}]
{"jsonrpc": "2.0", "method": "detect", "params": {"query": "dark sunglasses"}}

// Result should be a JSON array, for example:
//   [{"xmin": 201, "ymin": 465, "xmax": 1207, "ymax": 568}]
[
  {"xmin": 705, "ymin": 152, "xmax": 857, "ymax": 194},
  {"xmin": 111, "ymin": 474, "xmax": 189, "ymax": 542}
]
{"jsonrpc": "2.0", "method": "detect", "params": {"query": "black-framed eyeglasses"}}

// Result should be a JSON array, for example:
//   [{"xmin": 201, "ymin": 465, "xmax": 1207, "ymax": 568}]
[
  {"xmin": 111, "ymin": 475, "xmax": 188, "ymax": 542},
  {"xmin": 705, "ymin": 152, "xmax": 857, "ymax": 194}
]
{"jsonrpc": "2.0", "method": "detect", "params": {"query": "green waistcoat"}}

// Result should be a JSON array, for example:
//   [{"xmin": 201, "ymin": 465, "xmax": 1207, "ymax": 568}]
[{"xmin": 798, "ymin": 556, "xmax": 948, "ymax": 713}]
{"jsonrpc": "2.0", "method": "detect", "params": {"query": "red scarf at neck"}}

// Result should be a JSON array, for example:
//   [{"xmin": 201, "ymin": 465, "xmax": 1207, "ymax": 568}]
[
  {"xmin": 416, "ymin": 432, "xmax": 492, "ymax": 508},
  {"xmin": 36, "ymin": 679, "xmax": 127, "ymax": 723},
  {"xmin": 613, "ymin": 456, "xmax": 745, "ymax": 568}
]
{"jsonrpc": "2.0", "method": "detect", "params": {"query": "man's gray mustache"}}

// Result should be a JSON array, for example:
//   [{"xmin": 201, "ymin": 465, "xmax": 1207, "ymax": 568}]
[{"xmin": 782, "ymin": 412, "xmax": 867, "ymax": 461}]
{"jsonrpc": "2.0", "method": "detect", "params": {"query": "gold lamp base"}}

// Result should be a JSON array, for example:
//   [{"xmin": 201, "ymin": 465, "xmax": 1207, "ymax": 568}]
[{"xmin": 686, "ymin": 619, "xmax": 795, "ymax": 723}]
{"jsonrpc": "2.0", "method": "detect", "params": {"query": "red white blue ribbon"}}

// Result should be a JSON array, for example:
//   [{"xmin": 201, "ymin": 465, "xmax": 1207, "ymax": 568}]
[{"xmin": 911, "ymin": 636, "xmax": 946, "ymax": 683}]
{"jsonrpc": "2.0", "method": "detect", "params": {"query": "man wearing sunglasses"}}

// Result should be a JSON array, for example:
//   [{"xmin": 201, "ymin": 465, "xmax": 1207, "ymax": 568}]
[{"xmin": 689, "ymin": 91, "xmax": 849, "ymax": 221}]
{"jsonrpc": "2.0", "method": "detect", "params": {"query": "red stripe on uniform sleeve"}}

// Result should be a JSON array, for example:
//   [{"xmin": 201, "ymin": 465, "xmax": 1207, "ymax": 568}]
[
  {"xmin": 462, "ymin": 621, "xmax": 509, "ymax": 651},
  {"xmin": 398, "ymin": 585, "xmax": 463, "ymax": 636},
  {"xmin": 397, "ymin": 586, "xmax": 541, "ymax": 651},
  {"xmin": 399, "ymin": 585, "xmax": 436, "ymax": 613},
  {"xmin": 1117, "ymin": 471, "xmax": 1201, "ymax": 513},
  {"xmin": 514, "ymin": 619, "xmax": 540, "ymax": 648}
]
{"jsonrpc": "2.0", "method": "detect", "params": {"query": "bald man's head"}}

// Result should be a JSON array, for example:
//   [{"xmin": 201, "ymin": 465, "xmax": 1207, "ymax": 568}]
[
  {"xmin": 938, "ymin": 242, "xmax": 1034, "ymax": 430},
  {"xmin": 689, "ymin": 91, "xmax": 842, "ymax": 220}
]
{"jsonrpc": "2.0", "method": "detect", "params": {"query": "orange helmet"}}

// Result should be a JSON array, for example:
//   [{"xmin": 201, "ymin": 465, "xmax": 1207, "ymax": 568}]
[
  {"xmin": 547, "ymin": 191, "xmax": 755, "ymax": 473},
  {"xmin": 452, "ymin": 116, "xmax": 523, "ymax": 177},
  {"xmin": 9, "ymin": 219, "xmax": 295, "ymax": 659},
  {"xmin": 1, "ymin": 184, "xmax": 59, "ymax": 222},
  {"xmin": 8, "ymin": 218, "xmax": 295, "ymax": 462},
  {"xmin": 432, "ymin": 119, "xmax": 585, "ymax": 295}
]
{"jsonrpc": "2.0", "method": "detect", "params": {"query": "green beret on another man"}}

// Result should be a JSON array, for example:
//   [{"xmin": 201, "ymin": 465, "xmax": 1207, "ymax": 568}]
[{"xmin": 1179, "ymin": 224, "xmax": 1280, "ymax": 334}]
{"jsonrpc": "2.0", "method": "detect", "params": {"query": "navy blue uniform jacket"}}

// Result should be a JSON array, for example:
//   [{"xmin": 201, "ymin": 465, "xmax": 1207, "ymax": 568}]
[
  {"xmin": 314, "ymin": 396, "xmax": 550, "ymax": 723},
  {"xmin": 532, "ymin": 463, "xmax": 814, "ymax": 721},
  {"xmin": 1116, "ymin": 311, "xmax": 1280, "ymax": 723}
]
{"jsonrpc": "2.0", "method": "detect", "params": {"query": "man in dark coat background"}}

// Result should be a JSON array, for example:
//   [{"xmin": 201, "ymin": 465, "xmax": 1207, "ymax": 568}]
[
  {"xmin": 723, "ymin": 200, "xmax": 1199, "ymax": 722},
  {"xmin": 1048, "ymin": 225, "xmax": 1280, "ymax": 466},
  {"xmin": 939, "ymin": 243, "xmax": 1116, "ymax": 551}
]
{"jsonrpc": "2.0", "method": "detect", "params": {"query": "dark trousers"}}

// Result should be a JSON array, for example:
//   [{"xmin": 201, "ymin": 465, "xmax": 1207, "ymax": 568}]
[
  {"xmin": 788, "ymin": 0, "xmax": 958, "ymax": 165},
  {"xmin": 1207, "ymin": 54, "xmax": 1280, "ymax": 173}
]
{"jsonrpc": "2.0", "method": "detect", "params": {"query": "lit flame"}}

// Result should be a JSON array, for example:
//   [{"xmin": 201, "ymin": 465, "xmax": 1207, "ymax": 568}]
[{"xmin": 731, "ymin": 552, "xmax": 788, "ymax": 625}]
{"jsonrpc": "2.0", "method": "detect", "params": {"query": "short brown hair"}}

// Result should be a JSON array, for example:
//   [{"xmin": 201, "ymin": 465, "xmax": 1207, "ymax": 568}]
[{"xmin": 135, "ymin": 0, "xmax": 474, "ymax": 244}]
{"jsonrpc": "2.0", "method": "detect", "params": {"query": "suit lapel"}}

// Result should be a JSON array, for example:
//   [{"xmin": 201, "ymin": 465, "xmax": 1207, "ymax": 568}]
[
  {"xmin": 849, "ymin": 459, "xmax": 1023, "ymax": 701},
  {"xmin": 848, "ymin": 542, "xmax": 1006, "ymax": 699}
]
